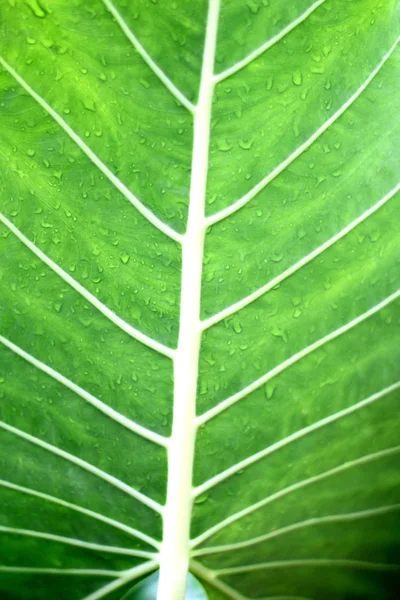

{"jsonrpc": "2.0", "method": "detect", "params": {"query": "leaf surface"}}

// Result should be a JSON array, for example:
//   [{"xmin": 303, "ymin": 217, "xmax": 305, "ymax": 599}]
[{"xmin": 0, "ymin": 0, "xmax": 399, "ymax": 599}]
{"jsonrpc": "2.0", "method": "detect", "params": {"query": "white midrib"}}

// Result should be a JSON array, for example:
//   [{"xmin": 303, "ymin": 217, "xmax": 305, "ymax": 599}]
[{"xmin": 156, "ymin": 2, "xmax": 220, "ymax": 599}]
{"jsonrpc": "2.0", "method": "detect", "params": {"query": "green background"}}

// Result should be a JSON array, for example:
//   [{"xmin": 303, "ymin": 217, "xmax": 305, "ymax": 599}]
[{"xmin": 0, "ymin": 0, "xmax": 399, "ymax": 598}]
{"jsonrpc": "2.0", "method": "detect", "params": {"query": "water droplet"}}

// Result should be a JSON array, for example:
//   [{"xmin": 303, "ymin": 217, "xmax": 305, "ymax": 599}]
[
  {"xmin": 266, "ymin": 75, "xmax": 273, "ymax": 91},
  {"xmin": 271, "ymin": 327, "xmax": 288, "ymax": 343},
  {"xmin": 264, "ymin": 383, "xmax": 276, "ymax": 400},
  {"xmin": 246, "ymin": 0, "xmax": 260, "ymax": 14},
  {"xmin": 239, "ymin": 138, "xmax": 254, "ymax": 150},
  {"xmin": 195, "ymin": 493, "xmax": 209, "ymax": 505},
  {"xmin": 300, "ymin": 89, "xmax": 308, "ymax": 101},
  {"xmin": 27, "ymin": 148, "xmax": 36, "ymax": 157},
  {"xmin": 232, "ymin": 321, "xmax": 242, "ymax": 334},
  {"xmin": 217, "ymin": 138, "xmax": 232, "ymax": 151},
  {"xmin": 120, "ymin": 254, "xmax": 130, "ymax": 264},
  {"xmin": 292, "ymin": 70, "xmax": 302, "ymax": 86},
  {"xmin": 297, "ymin": 228, "xmax": 307, "ymax": 239},
  {"xmin": 26, "ymin": 0, "xmax": 46, "ymax": 17},
  {"xmin": 370, "ymin": 230, "xmax": 381, "ymax": 242},
  {"xmin": 83, "ymin": 98, "xmax": 96, "ymax": 112},
  {"xmin": 79, "ymin": 315, "xmax": 93, "ymax": 327},
  {"xmin": 270, "ymin": 252, "xmax": 283, "ymax": 262},
  {"xmin": 199, "ymin": 380, "xmax": 208, "ymax": 395}
]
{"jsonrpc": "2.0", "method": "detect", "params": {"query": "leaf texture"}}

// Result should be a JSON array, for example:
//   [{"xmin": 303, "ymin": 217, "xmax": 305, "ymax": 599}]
[{"xmin": 0, "ymin": 0, "xmax": 399, "ymax": 599}]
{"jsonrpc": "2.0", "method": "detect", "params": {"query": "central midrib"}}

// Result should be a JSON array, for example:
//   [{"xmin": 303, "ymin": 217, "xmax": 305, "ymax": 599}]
[{"xmin": 156, "ymin": 1, "xmax": 221, "ymax": 599}]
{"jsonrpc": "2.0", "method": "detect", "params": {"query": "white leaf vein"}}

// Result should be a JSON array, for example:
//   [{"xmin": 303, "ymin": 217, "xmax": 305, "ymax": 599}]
[
  {"xmin": 191, "ymin": 446, "xmax": 400, "ymax": 547},
  {"xmin": 0, "ymin": 420, "xmax": 163, "ymax": 514},
  {"xmin": 195, "ymin": 382, "xmax": 400, "ymax": 496},
  {"xmin": 190, "ymin": 559, "xmax": 314, "ymax": 600},
  {"xmin": 0, "ymin": 214, "xmax": 175, "ymax": 360},
  {"xmin": 0, "ymin": 526, "xmax": 156, "ymax": 559},
  {"xmin": 0, "ymin": 335, "xmax": 168, "ymax": 447},
  {"xmin": 101, "ymin": 0, "xmax": 195, "ymax": 113},
  {"xmin": 214, "ymin": 0, "xmax": 328, "ymax": 83},
  {"xmin": 206, "ymin": 38, "xmax": 399, "ymax": 227},
  {"xmin": 190, "ymin": 559, "xmax": 250, "ymax": 600},
  {"xmin": 202, "ymin": 183, "xmax": 400, "ymax": 329},
  {"xmin": 81, "ymin": 561, "xmax": 158, "ymax": 600},
  {"xmin": 0, "ymin": 56, "xmax": 182, "ymax": 243},
  {"xmin": 197, "ymin": 290, "xmax": 400, "ymax": 426},
  {"xmin": 215, "ymin": 558, "xmax": 400, "ymax": 576},
  {"xmin": 155, "ymin": 1, "xmax": 220, "ymax": 596},
  {"xmin": 0, "ymin": 567, "xmax": 120, "ymax": 576},
  {"xmin": 0, "ymin": 479, "xmax": 159, "ymax": 549},
  {"xmin": 192, "ymin": 504, "xmax": 400, "ymax": 557}
]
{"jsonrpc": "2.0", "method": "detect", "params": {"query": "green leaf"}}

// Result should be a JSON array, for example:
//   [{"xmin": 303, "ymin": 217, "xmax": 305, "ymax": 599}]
[{"xmin": 0, "ymin": 1, "xmax": 399, "ymax": 599}]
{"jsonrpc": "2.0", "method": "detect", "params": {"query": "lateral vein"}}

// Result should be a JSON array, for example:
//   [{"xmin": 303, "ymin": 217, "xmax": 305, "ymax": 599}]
[
  {"xmin": 0, "ymin": 56, "xmax": 182, "ymax": 243},
  {"xmin": 215, "ymin": 558, "xmax": 400, "ymax": 576},
  {"xmin": 0, "ymin": 420, "xmax": 163, "ymax": 514},
  {"xmin": 192, "ymin": 504, "xmax": 400, "ymax": 556},
  {"xmin": 191, "ymin": 560, "xmax": 312, "ymax": 600},
  {"xmin": 101, "ymin": 0, "xmax": 195, "ymax": 113},
  {"xmin": 197, "ymin": 290, "xmax": 400, "ymax": 425},
  {"xmin": 0, "ymin": 567, "xmax": 120, "ymax": 576},
  {"xmin": 81, "ymin": 561, "xmax": 158, "ymax": 600},
  {"xmin": 190, "ymin": 560, "xmax": 249, "ymax": 600},
  {"xmin": 190, "ymin": 446, "xmax": 400, "ymax": 547},
  {"xmin": 195, "ymin": 382, "xmax": 400, "ymax": 495},
  {"xmin": 202, "ymin": 183, "xmax": 400, "ymax": 329},
  {"xmin": 206, "ymin": 38, "xmax": 399, "ymax": 227},
  {"xmin": 0, "ymin": 526, "xmax": 156, "ymax": 559},
  {"xmin": 214, "ymin": 0, "xmax": 328, "ymax": 83},
  {"xmin": 0, "ymin": 214, "xmax": 175, "ymax": 360},
  {"xmin": 0, "ymin": 335, "xmax": 168, "ymax": 447},
  {"xmin": 0, "ymin": 479, "xmax": 159, "ymax": 549}
]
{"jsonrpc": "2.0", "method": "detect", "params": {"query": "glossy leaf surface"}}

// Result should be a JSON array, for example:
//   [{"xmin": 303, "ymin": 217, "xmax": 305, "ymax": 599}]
[{"xmin": 0, "ymin": 0, "xmax": 399, "ymax": 599}]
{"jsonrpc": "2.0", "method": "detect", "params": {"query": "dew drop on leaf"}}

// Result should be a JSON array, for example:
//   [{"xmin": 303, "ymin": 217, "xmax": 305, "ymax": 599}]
[
  {"xmin": 194, "ymin": 492, "xmax": 209, "ymax": 505},
  {"xmin": 264, "ymin": 382, "xmax": 276, "ymax": 400},
  {"xmin": 266, "ymin": 75, "xmax": 273, "ymax": 90},
  {"xmin": 239, "ymin": 138, "xmax": 254, "ymax": 150},
  {"xmin": 216, "ymin": 138, "xmax": 232, "ymax": 151},
  {"xmin": 292, "ymin": 70, "xmax": 303, "ymax": 86}
]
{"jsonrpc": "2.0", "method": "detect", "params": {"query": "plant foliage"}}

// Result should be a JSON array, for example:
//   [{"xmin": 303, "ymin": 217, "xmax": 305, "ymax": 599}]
[{"xmin": 0, "ymin": 0, "xmax": 399, "ymax": 599}]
